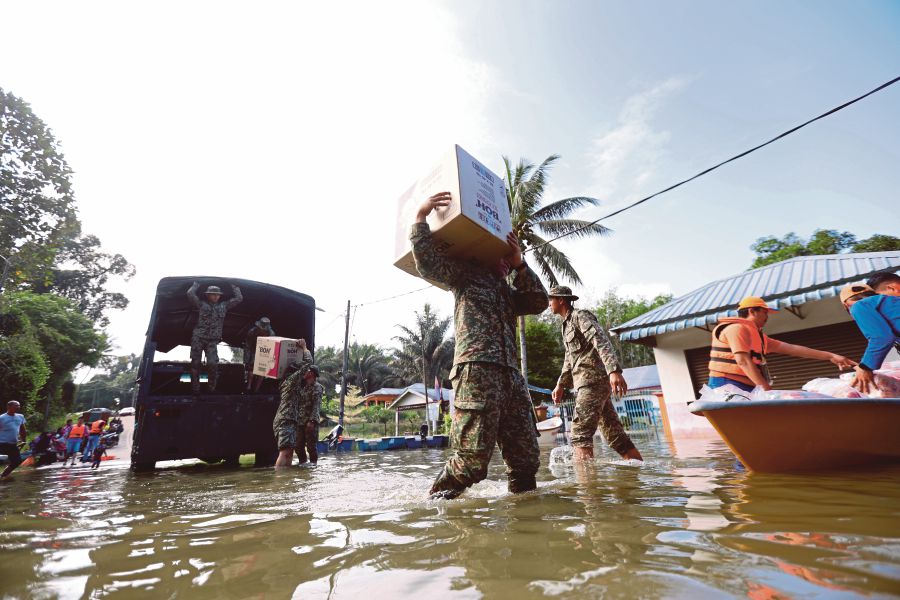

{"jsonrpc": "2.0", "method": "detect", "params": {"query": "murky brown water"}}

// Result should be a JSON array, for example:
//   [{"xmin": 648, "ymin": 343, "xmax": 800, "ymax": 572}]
[{"xmin": 1, "ymin": 431, "xmax": 899, "ymax": 599}]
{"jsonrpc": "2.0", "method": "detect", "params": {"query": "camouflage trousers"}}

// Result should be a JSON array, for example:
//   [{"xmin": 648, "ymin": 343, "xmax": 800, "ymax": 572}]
[
  {"xmin": 430, "ymin": 362, "xmax": 540, "ymax": 495},
  {"xmin": 274, "ymin": 418, "xmax": 317, "ymax": 463},
  {"xmin": 571, "ymin": 381, "xmax": 636, "ymax": 455},
  {"xmin": 190, "ymin": 337, "xmax": 219, "ymax": 392}
]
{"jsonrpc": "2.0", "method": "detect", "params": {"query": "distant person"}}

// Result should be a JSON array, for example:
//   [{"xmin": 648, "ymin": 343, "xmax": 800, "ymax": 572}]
[
  {"xmin": 0, "ymin": 401, "xmax": 27, "ymax": 480},
  {"xmin": 419, "ymin": 422, "xmax": 428, "ymax": 439},
  {"xmin": 707, "ymin": 296, "xmax": 855, "ymax": 392},
  {"xmin": 187, "ymin": 282, "xmax": 243, "ymax": 394},
  {"xmin": 66, "ymin": 417, "xmax": 88, "ymax": 465},
  {"xmin": 244, "ymin": 317, "xmax": 275, "ymax": 392},
  {"xmin": 274, "ymin": 340, "xmax": 323, "ymax": 467},
  {"xmin": 840, "ymin": 282, "xmax": 900, "ymax": 394},
  {"xmin": 90, "ymin": 441, "xmax": 108, "ymax": 469},
  {"xmin": 548, "ymin": 286, "xmax": 642, "ymax": 462},
  {"xmin": 411, "ymin": 192, "xmax": 548, "ymax": 499},
  {"xmin": 81, "ymin": 416, "xmax": 106, "ymax": 462},
  {"xmin": 60, "ymin": 418, "xmax": 73, "ymax": 440}
]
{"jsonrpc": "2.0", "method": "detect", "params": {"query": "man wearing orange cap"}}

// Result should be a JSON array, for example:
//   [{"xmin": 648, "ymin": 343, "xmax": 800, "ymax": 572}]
[
  {"xmin": 707, "ymin": 296, "xmax": 855, "ymax": 392},
  {"xmin": 840, "ymin": 281, "xmax": 900, "ymax": 393}
]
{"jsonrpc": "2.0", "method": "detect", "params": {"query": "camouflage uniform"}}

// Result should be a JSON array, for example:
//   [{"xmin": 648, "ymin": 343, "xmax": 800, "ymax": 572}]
[
  {"xmin": 557, "ymin": 308, "xmax": 635, "ymax": 454},
  {"xmin": 274, "ymin": 350, "xmax": 323, "ymax": 463},
  {"xmin": 410, "ymin": 222, "xmax": 548, "ymax": 496},
  {"xmin": 187, "ymin": 283, "xmax": 243, "ymax": 393}
]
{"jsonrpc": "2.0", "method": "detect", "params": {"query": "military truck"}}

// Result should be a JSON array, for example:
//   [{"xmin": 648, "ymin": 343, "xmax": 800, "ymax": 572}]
[{"xmin": 130, "ymin": 276, "xmax": 315, "ymax": 471}]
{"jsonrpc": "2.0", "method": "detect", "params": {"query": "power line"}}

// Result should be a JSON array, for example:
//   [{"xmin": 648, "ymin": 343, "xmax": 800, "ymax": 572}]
[
  {"xmin": 352, "ymin": 284, "xmax": 434, "ymax": 308},
  {"xmin": 525, "ymin": 74, "xmax": 900, "ymax": 254}
]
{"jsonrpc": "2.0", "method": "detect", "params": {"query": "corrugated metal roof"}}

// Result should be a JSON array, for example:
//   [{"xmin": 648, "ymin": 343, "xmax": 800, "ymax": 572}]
[{"xmin": 613, "ymin": 251, "xmax": 900, "ymax": 342}]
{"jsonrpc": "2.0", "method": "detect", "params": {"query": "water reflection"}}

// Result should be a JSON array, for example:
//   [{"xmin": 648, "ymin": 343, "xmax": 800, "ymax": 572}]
[{"xmin": 0, "ymin": 437, "xmax": 898, "ymax": 598}]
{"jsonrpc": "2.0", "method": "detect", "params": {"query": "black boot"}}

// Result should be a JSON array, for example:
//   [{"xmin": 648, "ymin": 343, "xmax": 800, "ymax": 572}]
[
  {"xmin": 507, "ymin": 473, "xmax": 537, "ymax": 494},
  {"xmin": 428, "ymin": 467, "xmax": 466, "ymax": 500}
]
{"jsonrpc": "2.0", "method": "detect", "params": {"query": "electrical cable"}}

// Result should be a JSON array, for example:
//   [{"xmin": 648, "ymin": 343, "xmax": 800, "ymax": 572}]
[
  {"xmin": 525, "ymin": 74, "xmax": 900, "ymax": 254},
  {"xmin": 352, "ymin": 284, "xmax": 434, "ymax": 308}
]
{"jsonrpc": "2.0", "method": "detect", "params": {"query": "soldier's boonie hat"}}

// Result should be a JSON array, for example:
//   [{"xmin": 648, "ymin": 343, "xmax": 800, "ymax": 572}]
[
  {"xmin": 205, "ymin": 285, "xmax": 223, "ymax": 295},
  {"xmin": 256, "ymin": 317, "xmax": 271, "ymax": 328},
  {"xmin": 308, "ymin": 365, "xmax": 320, "ymax": 377},
  {"xmin": 548, "ymin": 285, "xmax": 579, "ymax": 301}
]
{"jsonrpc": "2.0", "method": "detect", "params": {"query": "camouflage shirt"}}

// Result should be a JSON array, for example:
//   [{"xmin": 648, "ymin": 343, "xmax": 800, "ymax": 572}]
[
  {"xmin": 243, "ymin": 325, "xmax": 275, "ymax": 366},
  {"xmin": 410, "ymin": 223, "xmax": 548, "ymax": 378},
  {"xmin": 275, "ymin": 350, "xmax": 323, "ymax": 424},
  {"xmin": 187, "ymin": 284, "xmax": 243, "ymax": 342},
  {"xmin": 557, "ymin": 308, "xmax": 622, "ymax": 390}
]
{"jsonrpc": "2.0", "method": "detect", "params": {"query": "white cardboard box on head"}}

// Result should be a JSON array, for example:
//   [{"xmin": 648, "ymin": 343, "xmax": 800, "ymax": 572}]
[
  {"xmin": 253, "ymin": 337, "xmax": 300, "ymax": 379},
  {"xmin": 394, "ymin": 145, "xmax": 512, "ymax": 290}
]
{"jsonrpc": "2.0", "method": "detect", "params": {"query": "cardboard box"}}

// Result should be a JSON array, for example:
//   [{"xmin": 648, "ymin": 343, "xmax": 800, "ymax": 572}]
[
  {"xmin": 394, "ymin": 145, "xmax": 512, "ymax": 289},
  {"xmin": 253, "ymin": 337, "xmax": 301, "ymax": 379}
]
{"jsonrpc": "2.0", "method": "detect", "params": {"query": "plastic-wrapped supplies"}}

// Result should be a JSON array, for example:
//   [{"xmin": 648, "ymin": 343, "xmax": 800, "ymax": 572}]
[
  {"xmin": 749, "ymin": 389, "xmax": 833, "ymax": 401},
  {"xmin": 802, "ymin": 377, "xmax": 865, "ymax": 398}
]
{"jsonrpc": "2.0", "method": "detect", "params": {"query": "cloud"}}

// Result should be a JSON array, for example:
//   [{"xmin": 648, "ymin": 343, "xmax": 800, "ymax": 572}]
[{"xmin": 586, "ymin": 78, "xmax": 688, "ymax": 205}]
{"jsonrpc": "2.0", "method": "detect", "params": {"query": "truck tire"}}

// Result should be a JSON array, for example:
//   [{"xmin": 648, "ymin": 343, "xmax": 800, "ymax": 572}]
[
  {"xmin": 254, "ymin": 451, "xmax": 276, "ymax": 467},
  {"xmin": 223, "ymin": 455, "xmax": 240, "ymax": 467}
]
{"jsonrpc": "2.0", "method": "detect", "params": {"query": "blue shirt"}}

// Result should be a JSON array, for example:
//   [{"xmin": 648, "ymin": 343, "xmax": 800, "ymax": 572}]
[
  {"xmin": 0, "ymin": 413, "xmax": 26, "ymax": 444},
  {"xmin": 850, "ymin": 294, "xmax": 900, "ymax": 370}
]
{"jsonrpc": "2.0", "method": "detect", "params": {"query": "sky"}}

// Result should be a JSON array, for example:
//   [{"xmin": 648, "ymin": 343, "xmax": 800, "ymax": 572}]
[{"xmin": 2, "ymin": 0, "xmax": 899, "ymax": 369}]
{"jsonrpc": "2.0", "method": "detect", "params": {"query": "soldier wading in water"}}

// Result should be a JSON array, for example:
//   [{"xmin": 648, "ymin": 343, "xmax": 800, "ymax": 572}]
[
  {"xmin": 411, "ymin": 191, "xmax": 549, "ymax": 499},
  {"xmin": 187, "ymin": 282, "xmax": 243, "ymax": 394}
]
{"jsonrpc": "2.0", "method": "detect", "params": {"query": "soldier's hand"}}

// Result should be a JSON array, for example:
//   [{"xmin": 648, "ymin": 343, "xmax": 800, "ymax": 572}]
[
  {"xmin": 505, "ymin": 232, "xmax": 523, "ymax": 269},
  {"xmin": 416, "ymin": 192, "xmax": 452, "ymax": 222},
  {"xmin": 296, "ymin": 338, "xmax": 307, "ymax": 350},
  {"xmin": 609, "ymin": 371, "xmax": 628, "ymax": 397},
  {"xmin": 551, "ymin": 384, "xmax": 564, "ymax": 404}
]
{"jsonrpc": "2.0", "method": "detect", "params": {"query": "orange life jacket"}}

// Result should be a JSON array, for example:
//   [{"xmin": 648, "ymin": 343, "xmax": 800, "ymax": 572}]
[
  {"xmin": 90, "ymin": 420, "xmax": 105, "ymax": 435},
  {"xmin": 69, "ymin": 424, "xmax": 87, "ymax": 439},
  {"xmin": 707, "ymin": 317, "xmax": 770, "ymax": 386}
]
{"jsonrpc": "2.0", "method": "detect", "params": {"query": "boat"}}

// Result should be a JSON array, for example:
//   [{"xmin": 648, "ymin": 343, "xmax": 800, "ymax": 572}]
[
  {"xmin": 384, "ymin": 436, "xmax": 408, "ymax": 450},
  {"xmin": 424, "ymin": 435, "xmax": 449, "ymax": 448},
  {"xmin": 405, "ymin": 436, "xmax": 423, "ymax": 449},
  {"xmin": 357, "ymin": 438, "xmax": 389, "ymax": 451},
  {"xmin": 536, "ymin": 416, "xmax": 565, "ymax": 446},
  {"xmin": 689, "ymin": 397, "xmax": 900, "ymax": 472}
]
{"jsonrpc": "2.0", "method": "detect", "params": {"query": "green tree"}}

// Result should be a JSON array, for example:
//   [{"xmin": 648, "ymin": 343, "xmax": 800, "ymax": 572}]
[
  {"xmin": 75, "ymin": 354, "xmax": 140, "ymax": 411},
  {"xmin": 0, "ymin": 88, "xmax": 76, "ymax": 288},
  {"xmin": 392, "ymin": 303, "xmax": 451, "ymax": 386},
  {"xmin": 1, "ymin": 87, "xmax": 135, "ymax": 327},
  {"xmin": 347, "ymin": 343, "xmax": 393, "ymax": 394},
  {"xmin": 1, "ymin": 291, "xmax": 106, "ymax": 426},
  {"xmin": 0, "ymin": 308, "xmax": 51, "ymax": 416},
  {"xmin": 521, "ymin": 315, "xmax": 563, "ymax": 391},
  {"xmin": 750, "ymin": 229, "xmax": 900, "ymax": 269},
  {"xmin": 593, "ymin": 290, "xmax": 673, "ymax": 368},
  {"xmin": 362, "ymin": 405, "xmax": 394, "ymax": 436},
  {"xmin": 311, "ymin": 345, "xmax": 342, "ymax": 399}
]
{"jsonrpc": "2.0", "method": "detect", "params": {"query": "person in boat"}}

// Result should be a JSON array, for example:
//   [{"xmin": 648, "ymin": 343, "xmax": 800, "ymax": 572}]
[
  {"xmin": 708, "ymin": 296, "xmax": 855, "ymax": 392},
  {"xmin": 839, "ymin": 281, "xmax": 900, "ymax": 394},
  {"xmin": 548, "ymin": 286, "xmax": 642, "ymax": 463},
  {"xmin": 411, "ymin": 192, "xmax": 548, "ymax": 500}
]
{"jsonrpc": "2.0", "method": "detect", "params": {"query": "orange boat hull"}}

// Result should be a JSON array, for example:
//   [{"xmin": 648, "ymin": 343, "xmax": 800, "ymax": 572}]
[{"xmin": 690, "ymin": 398, "xmax": 900, "ymax": 472}]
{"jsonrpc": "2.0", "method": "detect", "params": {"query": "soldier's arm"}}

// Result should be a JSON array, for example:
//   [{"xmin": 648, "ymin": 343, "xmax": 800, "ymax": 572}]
[
  {"xmin": 578, "ymin": 311, "xmax": 623, "ymax": 374},
  {"xmin": 311, "ymin": 386, "xmax": 322, "ymax": 424},
  {"xmin": 556, "ymin": 352, "xmax": 574, "ymax": 390},
  {"xmin": 225, "ymin": 285, "xmax": 243, "ymax": 309},
  {"xmin": 510, "ymin": 263, "xmax": 549, "ymax": 316},
  {"xmin": 410, "ymin": 223, "xmax": 469, "ymax": 289},
  {"xmin": 187, "ymin": 282, "xmax": 201, "ymax": 308}
]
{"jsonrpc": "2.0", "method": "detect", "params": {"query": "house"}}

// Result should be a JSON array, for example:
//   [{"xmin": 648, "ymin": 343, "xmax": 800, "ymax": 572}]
[
  {"xmin": 615, "ymin": 365, "xmax": 662, "ymax": 426},
  {"xmin": 387, "ymin": 383, "xmax": 454, "ymax": 436},
  {"xmin": 362, "ymin": 387, "xmax": 408, "ymax": 408},
  {"xmin": 612, "ymin": 251, "xmax": 900, "ymax": 436}
]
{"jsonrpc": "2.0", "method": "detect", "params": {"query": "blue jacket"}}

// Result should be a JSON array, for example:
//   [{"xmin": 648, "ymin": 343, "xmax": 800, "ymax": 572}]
[{"xmin": 849, "ymin": 294, "xmax": 900, "ymax": 370}]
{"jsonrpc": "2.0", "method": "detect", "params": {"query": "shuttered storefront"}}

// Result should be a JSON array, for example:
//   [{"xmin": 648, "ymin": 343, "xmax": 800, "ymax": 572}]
[{"xmin": 685, "ymin": 320, "xmax": 867, "ymax": 397}]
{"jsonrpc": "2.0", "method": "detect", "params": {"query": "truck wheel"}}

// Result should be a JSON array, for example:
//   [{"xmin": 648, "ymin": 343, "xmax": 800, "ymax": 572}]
[
  {"xmin": 223, "ymin": 455, "xmax": 240, "ymax": 467},
  {"xmin": 131, "ymin": 461, "xmax": 155, "ymax": 472}
]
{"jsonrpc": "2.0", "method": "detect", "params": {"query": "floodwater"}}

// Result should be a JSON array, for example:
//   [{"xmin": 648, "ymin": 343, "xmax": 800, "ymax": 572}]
[{"xmin": 2, "ymin": 428, "xmax": 899, "ymax": 599}]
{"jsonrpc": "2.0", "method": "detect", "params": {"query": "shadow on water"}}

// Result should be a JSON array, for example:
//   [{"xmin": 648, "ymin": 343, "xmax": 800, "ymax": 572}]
[{"xmin": 1, "ymin": 436, "xmax": 899, "ymax": 599}]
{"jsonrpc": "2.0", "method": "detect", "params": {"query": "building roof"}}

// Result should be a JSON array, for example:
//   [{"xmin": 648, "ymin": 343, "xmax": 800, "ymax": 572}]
[
  {"xmin": 613, "ymin": 251, "xmax": 900, "ymax": 342},
  {"xmin": 622, "ymin": 365, "xmax": 660, "ymax": 390},
  {"xmin": 385, "ymin": 383, "xmax": 454, "ymax": 409}
]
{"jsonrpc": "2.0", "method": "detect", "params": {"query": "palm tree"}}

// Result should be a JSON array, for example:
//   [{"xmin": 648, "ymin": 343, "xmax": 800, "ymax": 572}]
[
  {"xmin": 504, "ymin": 154, "xmax": 611, "ymax": 286},
  {"xmin": 504, "ymin": 154, "xmax": 612, "ymax": 382},
  {"xmin": 347, "ymin": 343, "xmax": 393, "ymax": 394},
  {"xmin": 391, "ymin": 303, "xmax": 451, "ymax": 387}
]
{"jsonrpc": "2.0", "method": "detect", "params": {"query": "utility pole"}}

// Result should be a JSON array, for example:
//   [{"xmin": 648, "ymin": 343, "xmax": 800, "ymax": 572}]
[
  {"xmin": 421, "ymin": 332, "xmax": 430, "ymax": 434},
  {"xmin": 518, "ymin": 315, "xmax": 529, "ymax": 386},
  {"xmin": 338, "ymin": 300, "xmax": 350, "ymax": 428}
]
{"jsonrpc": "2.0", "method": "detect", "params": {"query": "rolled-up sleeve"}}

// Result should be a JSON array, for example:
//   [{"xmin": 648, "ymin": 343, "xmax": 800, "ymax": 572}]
[{"xmin": 409, "ymin": 223, "xmax": 467, "ymax": 288}]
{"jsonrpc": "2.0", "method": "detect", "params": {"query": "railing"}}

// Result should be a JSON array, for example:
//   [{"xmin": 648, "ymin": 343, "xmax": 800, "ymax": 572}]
[{"xmin": 543, "ymin": 389, "xmax": 663, "ymax": 445}]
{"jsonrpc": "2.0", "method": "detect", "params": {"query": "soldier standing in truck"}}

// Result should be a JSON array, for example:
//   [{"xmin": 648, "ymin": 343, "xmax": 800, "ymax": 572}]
[{"xmin": 187, "ymin": 282, "xmax": 243, "ymax": 394}]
